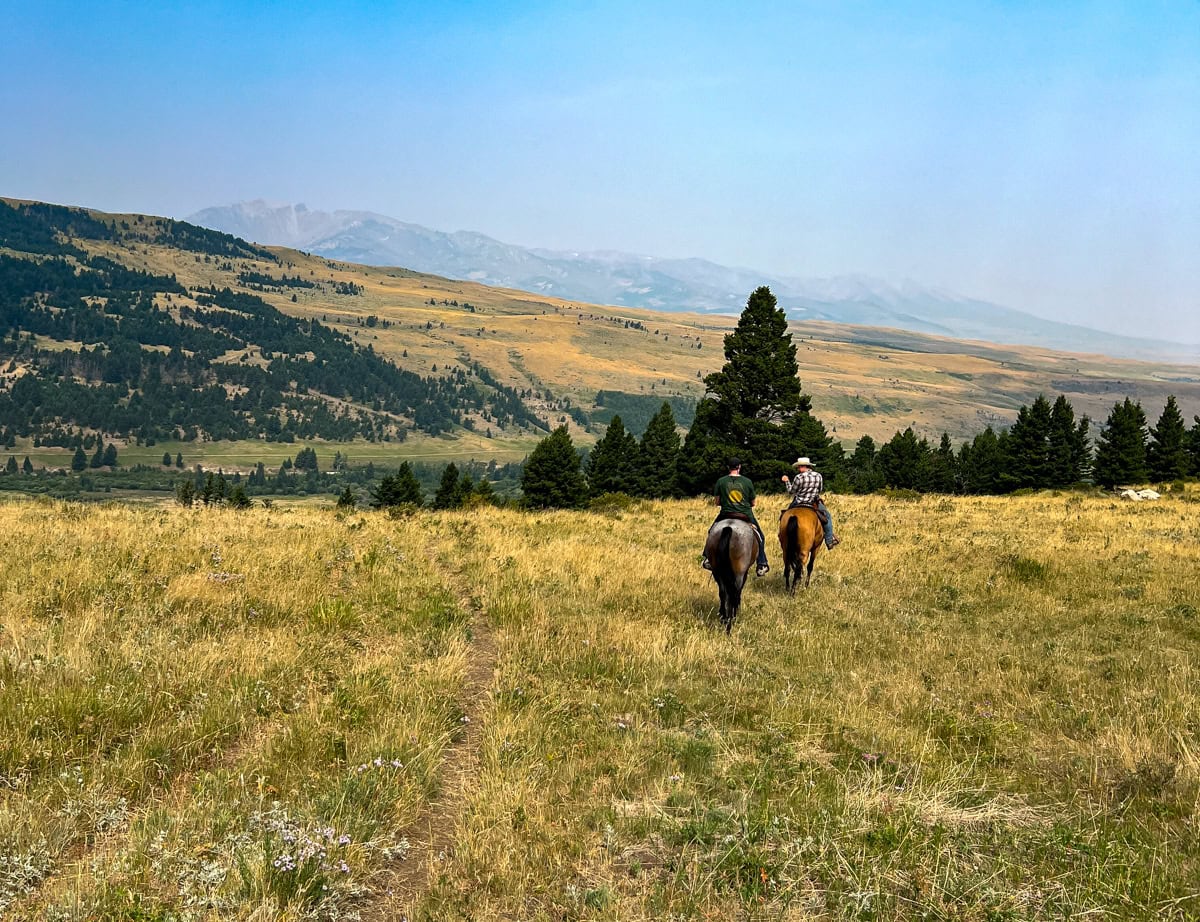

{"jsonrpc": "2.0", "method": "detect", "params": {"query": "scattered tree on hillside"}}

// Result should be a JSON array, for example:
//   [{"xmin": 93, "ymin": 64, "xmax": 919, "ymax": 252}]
[
  {"xmin": 71, "ymin": 446, "xmax": 87, "ymax": 471},
  {"xmin": 521, "ymin": 425, "xmax": 587, "ymax": 509},
  {"xmin": 102, "ymin": 443, "xmax": 118, "ymax": 467},
  {"xmin": 336, "ymin": 486, "xmax": 357, "ymax": 509},
  {"xmin": 162, "ymin": 451, "xmax": 172, "ymax": 466},
  {"xmin": 22, "ymin": 456, "xmax": 33, "ymax": 474},
  {"xmin": 1093, "ymin": 398, "xmax": 1148, "ymax": 488},
  {"xmin": 4, "ymin": 456, "xmax": 16, "ymax": 474}
]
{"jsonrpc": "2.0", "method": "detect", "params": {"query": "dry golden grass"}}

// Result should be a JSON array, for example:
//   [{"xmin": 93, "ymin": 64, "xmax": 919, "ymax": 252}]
[
  {"xmin": 2, "ymin": 489, "xmax": 1198, "ymax": 919},
  {"xmin": 14, "ymin": 202, "xmax": 1195, "ymax": 454}
]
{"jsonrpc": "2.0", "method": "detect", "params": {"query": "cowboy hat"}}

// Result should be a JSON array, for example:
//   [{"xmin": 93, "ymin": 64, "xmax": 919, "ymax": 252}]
[{"xmin": 792, "ymin": 457, "xmax": 814, "ymax": 468}]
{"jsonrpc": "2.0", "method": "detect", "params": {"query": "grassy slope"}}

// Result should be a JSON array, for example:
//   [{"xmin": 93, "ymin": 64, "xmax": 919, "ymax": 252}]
[
  {"xmin": 3, "ymin": 491, "xmax": 1197, "ymax": 919},
  {"xmin": 6, "ymin": 202, "xmax": 1200, "ymax": 472}
]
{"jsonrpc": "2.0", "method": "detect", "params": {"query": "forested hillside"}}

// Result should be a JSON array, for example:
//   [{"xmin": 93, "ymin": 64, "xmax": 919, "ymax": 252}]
[{"xmin": 0, "ymin": 201, "xmax": 547, "ymax": 447}]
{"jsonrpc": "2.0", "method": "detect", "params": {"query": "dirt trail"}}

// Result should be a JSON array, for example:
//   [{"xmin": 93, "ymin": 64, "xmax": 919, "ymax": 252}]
[{"xmin": 361, "ymin": 545, "xmax": 496, "ymax": 921}]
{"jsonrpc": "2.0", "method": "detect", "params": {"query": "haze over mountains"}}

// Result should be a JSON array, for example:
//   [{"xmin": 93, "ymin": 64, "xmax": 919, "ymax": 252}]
[{"xmin": 189, "ymin": 201, "xmax": 1199, "ymax": 363}]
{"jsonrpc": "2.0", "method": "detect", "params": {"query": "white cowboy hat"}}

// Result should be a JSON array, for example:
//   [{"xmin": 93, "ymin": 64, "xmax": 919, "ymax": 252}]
[{"xmin": 792, "ymin": 457, "xmax": 814, "ymax": 468}]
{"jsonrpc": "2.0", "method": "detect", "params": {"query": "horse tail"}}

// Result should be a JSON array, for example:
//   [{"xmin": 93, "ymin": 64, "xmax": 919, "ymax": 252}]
[
  {"xmin": 786, "ymin": 513, "xmax": 799, "ymax": 566},
  {"xmin": 714, "ymin": 525, "xmax": 735, "ymax": 581}
]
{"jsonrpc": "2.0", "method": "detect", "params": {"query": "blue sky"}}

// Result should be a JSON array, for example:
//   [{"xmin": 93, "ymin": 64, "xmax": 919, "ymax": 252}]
[{"xmin": 3, "ymin": 0, "xmax": 1198, "ymax": 342}]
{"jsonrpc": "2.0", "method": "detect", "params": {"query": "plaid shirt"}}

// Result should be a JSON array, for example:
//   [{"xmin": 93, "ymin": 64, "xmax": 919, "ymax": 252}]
[{"xmin": 787, "ymin": 469, "xmax": 823, "ymax": 505}]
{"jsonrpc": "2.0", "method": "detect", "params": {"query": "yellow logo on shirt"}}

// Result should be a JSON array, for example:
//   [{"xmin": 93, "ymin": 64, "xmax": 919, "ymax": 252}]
[{"xmin": 728, "ymin": 489, "xmax": 743, "ymax": 503}]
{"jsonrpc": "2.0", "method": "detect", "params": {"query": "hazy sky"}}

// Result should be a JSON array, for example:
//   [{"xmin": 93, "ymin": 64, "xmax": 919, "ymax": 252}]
[{"xmin": 4, "ymin": 1, "xmax": 1198, "ymax": 342}]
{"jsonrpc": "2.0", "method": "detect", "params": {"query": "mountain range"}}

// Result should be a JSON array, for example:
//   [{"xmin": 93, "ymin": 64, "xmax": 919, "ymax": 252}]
[{"xmin": 189, "ymin": 200, "xmax": 1199, "ymax": 363}]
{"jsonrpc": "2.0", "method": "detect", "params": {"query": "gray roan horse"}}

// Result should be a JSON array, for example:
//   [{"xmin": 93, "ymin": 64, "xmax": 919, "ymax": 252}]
[{"xmin": 703, "ymin": 519, "xmax": 760, "ymax": 634}]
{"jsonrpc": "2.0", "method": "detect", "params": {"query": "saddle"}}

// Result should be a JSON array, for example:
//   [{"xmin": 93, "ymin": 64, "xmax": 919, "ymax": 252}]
[{"xmin": 782, "ymin": 501, "xmax": 827, "ymax": 525}]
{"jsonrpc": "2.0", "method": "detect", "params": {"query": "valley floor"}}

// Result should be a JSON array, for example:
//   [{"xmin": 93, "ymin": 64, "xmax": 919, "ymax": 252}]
[{"xmin": 1, "ymin": 492, "xmax": 1198, "ymax": 920}]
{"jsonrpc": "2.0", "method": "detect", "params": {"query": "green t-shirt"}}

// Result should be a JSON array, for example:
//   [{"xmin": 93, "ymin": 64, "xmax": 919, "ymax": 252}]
[{"xmin": 714, "ymin": 474, "xmax": 755, "ymax": 517}]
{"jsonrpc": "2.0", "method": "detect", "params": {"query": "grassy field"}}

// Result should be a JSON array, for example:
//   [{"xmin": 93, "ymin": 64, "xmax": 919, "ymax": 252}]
[{"xmin": 2, "ymin": 489, "xmax": 1198, "ymax": 920}]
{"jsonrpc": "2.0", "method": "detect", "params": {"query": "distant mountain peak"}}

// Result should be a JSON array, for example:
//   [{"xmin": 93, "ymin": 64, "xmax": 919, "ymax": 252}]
[{"xmin": 187, "ymin": 200, "xmax": 1198, "ymax": 362}]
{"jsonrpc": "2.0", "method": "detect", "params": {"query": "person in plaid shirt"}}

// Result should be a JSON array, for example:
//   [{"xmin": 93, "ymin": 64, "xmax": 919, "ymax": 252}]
[{"xmin": 781, "ymin": 457, "xmax": 840, "ymax": 549}]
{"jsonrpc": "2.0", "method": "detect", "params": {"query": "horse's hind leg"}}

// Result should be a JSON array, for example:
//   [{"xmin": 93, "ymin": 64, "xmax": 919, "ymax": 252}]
[{"xmin": 805, "ymin": 549, "xmax": 816, "ymax": 588}]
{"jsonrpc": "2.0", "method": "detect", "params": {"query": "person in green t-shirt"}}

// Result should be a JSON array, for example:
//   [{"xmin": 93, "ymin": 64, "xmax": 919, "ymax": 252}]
[{"xmin": 702, "ymin": 457, "xmax": 769, "ymax": 576}]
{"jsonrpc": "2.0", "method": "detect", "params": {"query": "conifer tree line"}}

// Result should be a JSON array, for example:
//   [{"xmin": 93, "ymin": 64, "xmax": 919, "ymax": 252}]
[{"xmin": 515, "ymin": 287, "xmax": 1200, "ymax": 507}]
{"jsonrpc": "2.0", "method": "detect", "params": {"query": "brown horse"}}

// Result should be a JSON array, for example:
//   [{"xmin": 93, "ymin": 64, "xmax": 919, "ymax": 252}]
[
  {"xmin": 778, "ymin": 506, "xmax": 822, "ymax": 592},
  {"xmin": 704, "ymin": 519, "xmax": 760, "ymax": 634}
]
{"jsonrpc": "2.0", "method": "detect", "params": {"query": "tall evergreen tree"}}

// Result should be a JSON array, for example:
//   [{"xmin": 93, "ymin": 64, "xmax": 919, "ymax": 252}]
[
  {"xmin": 1189, "ymin": 416, "xmax": 1200, "ymax": 476},
  {"xmin": 635, "ymin": 402, "xmax": 682, "ymax": 498},
  {"xmin": 89, "ymin": 440, "xmax": 106, "ymax": 469},
  {"xmin": 22, "ymin": 456, "xmax": 33, "ymax": 474},
  {"xmin": 1147, "ymin": 395, "xmax": 1190, "ymax": 482},
  {"xmin": 71, "ymin": 446, "xmax": 87, "ymax": 471},
  {"xmin": 959, "ymin": 427, "xmax": 1003, "ymax": 494},
  {"xmin": 162, "ymin": 451, "xmax": 172, "ymax": 466},
  {"xmin": 928, "ymin": 433, "xmax": 958, "ymax": 493},
  {"xmin": 521, "ymin": 425, "xmax": 587, "ymax": 508},
  {"xmin": 1001, "ymin": 395, "xmax": 1053, "ymax": 489},
  {"xmin": 372, "ymin": 461, "xmax": 424, "ymax": 507},
  {"xmin": 876, "ymin": 427, "xmax": 930, "ymax": 490},
  {"xmin": 847, "ymin": 435, "xmax": 884, "ymax": 494},
  {"xmin": 586, "ymin": 415, "xmax": 638, "ymax": 496},
  {"xmin": 102, "ymin": 443, "xmax": 118, "ymax": 467},
  {"xmin": 175, "ymin": 452, "xmax": 184, "ymax": 468},
  {"xmin": 4, "ymin": 456, "xmax": 16, "ymax": 474},
  {"xmin": 1093, "ymin": 398, "xmax": 1148, "ymax": 488},
  {"xmin": 433, "ymin": 462, "xmax": 465, "ymax": 509},
  {"xmin": 1046, "ymin": 395, "xmax": 1089, "ymax": 487},
  {"xmin": 679, "ymin": 287, "xmax": 831, "ymax": 493}
]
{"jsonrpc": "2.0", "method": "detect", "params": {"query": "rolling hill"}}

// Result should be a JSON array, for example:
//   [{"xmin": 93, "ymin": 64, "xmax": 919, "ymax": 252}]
[
  {"xmin": 3, "ymin": 197, "xmax": 1200, "ymax": 473},
  {"xmin": 191, "ymin": 200, "xmax": 1200, "ymax": 363}
]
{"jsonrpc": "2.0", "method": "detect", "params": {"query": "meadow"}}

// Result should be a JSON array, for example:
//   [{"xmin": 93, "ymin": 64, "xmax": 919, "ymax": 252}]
[{"xmin": 1, "ymin": 489, "xmax": 1198, "ymax": 920}]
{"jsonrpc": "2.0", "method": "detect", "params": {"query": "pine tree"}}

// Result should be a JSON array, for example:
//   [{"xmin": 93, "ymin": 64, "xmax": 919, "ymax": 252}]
[
  {"xmin": 434, "ymin": 463, "xmax": 464, "ymax": 509},
  {"xmin": 1189, "ymin": 416, "xmax": 1200, "ymax": 476},
  {"xmin": 4, "ymin": 456, "xmax": 16, "ymax": 474},
  {"xmin": 876, "ymin": 428, "xmax": 930, "ymax": 490},
  {"xmin": 1046, "ymin": 393, "xmax": 1094, "ymax": 485},
  {"xmin": 635, "ymin": 403, "xmax": 682, "ymax": 498},
  {"xmin": 472, "ymin": 476, "xmax": 497, "ymax": 506},
  {"xmin": 959, "ymin": 427, "xmax": 1003, "ymax": 494},
  {"xmin": 71, "ymin": 446, "xmax": 87, "ymax": 471},
  {"xmin": 1002, "ymin": 395, "xmax": 1053, "ymax": 489},
  {"xmin": 175, "ymin": 479, "xmax": 195, "ymax": 507},
  {"xmin": 927, "ymin": 433, "xmax": 957, "ymax": 493},
  {"xmin": 679, "ymin": 287, "xmax": 831, "ymax": 493},
  {"xmin": 228, "ymin": 485, "xmax": 253, "ymax": 509},
  {"xmin": 162, "ymin": 452, "xmax": 172, "ymax": 466},
  {"xmin": 1147, "ymin": 395, "xmax": 1190, "ymax": 482},
  {"xmin": 102, "ymin": 443, "xmax": 118, "ymax": 467},
  {"xmin": 90, "ymin": 441, "xmax": 106, "ymax": 469},
  {"xmin": 175, "ymin": 452, "xmax": 184, "ymax": 468},
  {"xmin": 1093, "ymin": 398, "xmax": 1148, "ymax": 488},
  {"xmin": 372, "ymin": 461, "xmax": 424, "ymax": 508},
  {"xmin": 847, "ymin": 435, "xmax": 884, "ymax": 494},
  {"xmin": 22, "ymin": 456, "xmax": 33, "ymax": 474},
  {"xmin": 336, "ymin": 486, "xmax": 357, "ymax": 509},
  {"xmin": 521, "ymin": 425, "xmax": 587, "ymax": 509},
  {"xmin": 586, "ymin": 415, "xmax": 638, "ymax": 496}
]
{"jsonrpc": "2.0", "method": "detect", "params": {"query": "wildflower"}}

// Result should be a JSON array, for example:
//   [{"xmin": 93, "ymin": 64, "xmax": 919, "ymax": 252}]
[{"xmin": 338, "ymin": 834, "xmax": 351, "ymax": 846}]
